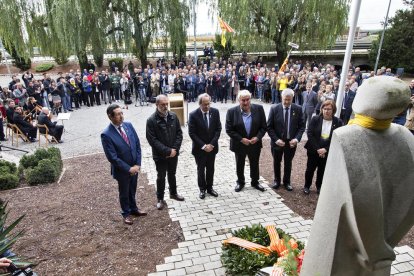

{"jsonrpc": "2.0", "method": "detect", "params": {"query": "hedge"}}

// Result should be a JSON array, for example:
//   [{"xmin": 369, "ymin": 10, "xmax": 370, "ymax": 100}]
[
  {"xmin": 108, "ymin": 58, "xmax": 123, "ymax": 71},
  {"xmin": 19, "ymin": 147, "xmax": 63, "ymax": 185},
  {"xmin": 0, "ymin": 160, "xmax": 19, "ymax": 190},
  {"xmin": 35, "ymin": 63, "xmax": 54, "ymax": 72}
]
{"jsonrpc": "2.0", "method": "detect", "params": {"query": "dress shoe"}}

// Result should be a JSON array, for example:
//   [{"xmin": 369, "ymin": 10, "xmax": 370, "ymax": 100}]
[
  {"xmin": 199, "ymin": 190, "xmax": 206, "ymax": 199},
  {"xmin": 207, "ymin": 189, "xmax": 218, "ymax": 197},
  {"xmin": 252, "ymin": 184, "xmax": 266, "ymax": 192},
  {"xmin": 284, "ymin": 184, "xmax": 293, "ymax": 191},
  {"xmin": 303, "ymin": 187, "xmax": 310, "ymax": 195},
  {"xmin": 235, "ymin": 183, "xmax": 245, "ymax": 192},
  {"xmin": 130, "ymin": 210, "xmax": 147, "ymax": 216},
  {"xmin": 156, "ymin": 200, "xmax": 164, "ymax": 210},
  {"xmin": 170, "ymin": 194, "xmax": 185, "ymax": 201},
  {"xmin": 123, "ymin": 216, "xmax": 133, "ymax": 225},
  {"xmin": 270, "ymin": 181, "xmax": 281, "ymax": 189}
]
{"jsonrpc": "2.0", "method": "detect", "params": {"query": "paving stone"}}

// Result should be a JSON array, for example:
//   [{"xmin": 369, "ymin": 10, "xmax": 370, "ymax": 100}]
[
  {"xmin": 156, "ymin": 263, "xmax": 175, "ymax": 272},
  {"xmin": 166, "ymin": 268, "xmax": 186, "ymax": 276},
  {"xmin": 204, "ymin": 261, "xmax": 222, "ymax": 270},
  {"xmin": 185, "ymin": 265, "xmax": 205, "ymax": 274}
]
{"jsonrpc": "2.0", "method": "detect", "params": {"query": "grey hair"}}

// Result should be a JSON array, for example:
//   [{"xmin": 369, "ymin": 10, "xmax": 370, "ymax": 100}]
[
  {"xmin": 156, "ymin": 94, "xmax": 168, "ymax": 104},
  {"xmin": 237, "ymin": 90, "xmax": 251, "ymax": 101},
  {"xmin": 281, "ymin": 88, "xmax": 294, "ymax": 97},
  {"xmin": 41, "ymin": 107, "xmax": 49, "ymax": 112},
  {"xmin": 198, "ymin": 93, "xmax": 211, "ymax": 105}
]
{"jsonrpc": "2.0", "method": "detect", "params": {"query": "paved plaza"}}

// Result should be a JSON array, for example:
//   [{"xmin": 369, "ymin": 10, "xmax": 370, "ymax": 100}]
[{"xmin": 1, "ymin": 74, "xmax": 413, "ymax": 275}]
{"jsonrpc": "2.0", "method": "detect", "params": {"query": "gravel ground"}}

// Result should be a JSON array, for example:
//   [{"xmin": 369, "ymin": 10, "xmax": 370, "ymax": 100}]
[
  {"xmin": 0, "ymin": 153, "xmax": 183, "ymax": 276},
  {"xmin": 259, "ymin": 137, "xmax": 414, "ymax": 249}
]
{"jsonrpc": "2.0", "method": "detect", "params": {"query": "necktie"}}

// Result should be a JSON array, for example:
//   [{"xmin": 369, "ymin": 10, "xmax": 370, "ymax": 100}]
[
  {"xmin": 118, "ymin": 126, "xmax": 130, "ymax": 146},
  {"xmin": 203, "ymin": 112, "xmax": 209, "ymax": 129},
  {"xmin": 284, "ymin": 107, "xmax": 289, "ymax": 139}
]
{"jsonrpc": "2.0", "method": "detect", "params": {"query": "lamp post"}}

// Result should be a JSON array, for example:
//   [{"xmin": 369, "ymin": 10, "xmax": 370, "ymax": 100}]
[
  {"xmin": 374, "ymin": 0, "xmax": 392, "ymax": 73},
  {"xmin": 193, "ymin": 0, "xmax": 197, "ymax": 66}
]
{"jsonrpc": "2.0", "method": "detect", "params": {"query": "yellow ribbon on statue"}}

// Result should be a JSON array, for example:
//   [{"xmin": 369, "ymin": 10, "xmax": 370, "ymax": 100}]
[{"xmin": 348, "ymin": 113, "xmax": 392, "ymax": 130}]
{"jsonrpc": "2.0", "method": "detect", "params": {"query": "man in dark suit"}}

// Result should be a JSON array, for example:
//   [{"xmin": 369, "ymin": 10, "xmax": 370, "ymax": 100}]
[
  {"xmin": 188, "ymin": 93, "xmax": 222, "ymax": 199},
  {"xmin": 101, "ymin": 104, "xmax": 146, "ymax": 225},
  {"xmin": 37, "ymin": 107, "xmax": 64, "ymax": 142},
  {"xmin": 225, "ymin": 89, "xmax": 267, "ymax": 192},
  {"xmin": 6, "ymin": 100, "xmax": 15, "ymax": 124},
  {"xmin": 13, "ymin": 106, "xmax": 37, "ymax": 142},
  {"xmin": 340, "ymin": 82, "xmax": 356, "ymax": 124},
  {"xmin": 302, "ymin": 82, "xmax": 318, "ymax": 128},
  {"xmin": 146, "ymin": 95, "xmax": 185, "ymax": 210},
  {"xmin": 267, "ymin": 88, "xmax": 305, "ymax": 191}
]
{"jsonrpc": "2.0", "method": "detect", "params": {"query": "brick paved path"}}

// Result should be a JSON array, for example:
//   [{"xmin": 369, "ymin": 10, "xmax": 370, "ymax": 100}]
[{"xmin": 144, "ymin": 133, "xmax": 414, "ymax": 276}]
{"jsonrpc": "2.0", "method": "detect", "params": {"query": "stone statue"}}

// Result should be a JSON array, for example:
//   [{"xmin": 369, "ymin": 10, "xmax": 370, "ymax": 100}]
[{"xmin": 301, "ymin": 76, "xmax": 414, "ymax": 276}]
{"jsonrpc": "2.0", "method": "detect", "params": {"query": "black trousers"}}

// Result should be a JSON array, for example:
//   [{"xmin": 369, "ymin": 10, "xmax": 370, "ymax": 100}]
[
  {"xmin": 0, "ymin": 118, "xmax": 5, "ymax": 140},
  {"xmin": 117, "ymin": 174, "xmax": 138, "ymax": 218},
  {"xmin": 272, "ymin": 141, "xmax": 297, "ymax": 185},
  {"xmin": 50, "ymin": 125, "xmax": 64, "ymax": 141},
  {"xmin": 304, "ymin": 152, "xmax": 327, "ymax": 191},
  {"xmin": 235, "ymin": 148, "xmax": 261, "ymax": 186},
  {"xmin": 155, "ymin": 157, "xmax": 178, "ymax": 200},
  {"xmin": 94, "ymin": 91, "xmax": 101, "ymax": 105},
  {"xmin": 195, "ymin": 152, "xmax": 216, "ymax": 191},
  {"xmin": 21, "ymin": 126, "xmax": 37, "ymax": 140}
]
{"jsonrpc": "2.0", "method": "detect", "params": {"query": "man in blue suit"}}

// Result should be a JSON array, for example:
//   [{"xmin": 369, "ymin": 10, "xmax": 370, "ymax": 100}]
[
  {"xmin": 340, "ymin": 82, "xmax": 356, "ymax": 125},
  {"xmin": 101, "ymin": 104, "xmax": 147, "ymax": 225}
]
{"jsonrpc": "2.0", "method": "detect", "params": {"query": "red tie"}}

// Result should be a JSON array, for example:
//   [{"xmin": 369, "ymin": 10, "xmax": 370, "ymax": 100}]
[{"xmin": 118, "ymin": 126, "xmax": 130, "ymax": 146}]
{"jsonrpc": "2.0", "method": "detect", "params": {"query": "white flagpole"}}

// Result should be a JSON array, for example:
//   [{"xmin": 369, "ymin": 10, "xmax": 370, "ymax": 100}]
[{"xmin": 335, "ymin": 0, "xmax": 362, "ymax": 118}]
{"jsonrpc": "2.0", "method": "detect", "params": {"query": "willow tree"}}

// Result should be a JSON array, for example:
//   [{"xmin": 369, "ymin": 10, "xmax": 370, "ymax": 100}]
[
  {"xmin": 107, "ymin": 0, "xmax": 190, "ymax": 66},
  {"xmin": 215, "ymin": 0, "xmax": 349, "ymax": 64},
  {"xmin": 0, "ymin": 0, "xmax": 33, "ymax": 70}
]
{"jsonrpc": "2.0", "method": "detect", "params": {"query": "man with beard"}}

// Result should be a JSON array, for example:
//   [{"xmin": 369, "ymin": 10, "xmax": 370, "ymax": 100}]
[{"xmin": 146, "ymin": 95, "xmax": 184, "ymax": 210}]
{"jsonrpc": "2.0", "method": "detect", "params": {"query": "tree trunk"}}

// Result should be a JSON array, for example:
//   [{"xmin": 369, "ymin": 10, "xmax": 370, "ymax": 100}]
[
  {"xmin": 134, "ymin": 23, "xmax": 148, "ymax": 68},
  {"xmin": 77, "ymin": 50, "xmax": 88, "ymax": 70},
  {"xmin": 93, "ymin": 54, "xmax": 104, "ymax": 68}
]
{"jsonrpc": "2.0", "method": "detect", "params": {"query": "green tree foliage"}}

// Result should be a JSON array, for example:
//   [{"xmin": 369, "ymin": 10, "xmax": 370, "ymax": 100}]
[
  {"xmin": 0, "ymin": 0, "xmax": 190, "ymax": 68},
  {"xmin": 215, "ymin": 0, "xmax": 349, "ymax": 64},
  {"xmin": 369, "ymin": 1, "xmax": 414, "ymax": 72}
]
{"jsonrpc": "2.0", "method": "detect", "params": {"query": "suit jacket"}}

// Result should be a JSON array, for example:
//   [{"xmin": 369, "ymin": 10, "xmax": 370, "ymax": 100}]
[
  {"xmin": 302, "ymin": 90, "xmax": 318, "ymax": 114},
  {"xmin": 188, "ymin": 107, "xmax": 222, "ymax": 156},
  {"xmin": 342, "ymin": 90, "xmax": 356, "ymax": 112},
  {"xmin": 304, "ymin": 115, "xmax": 343, "ymax": 154},
  {"xmin": 267, "ymin": 103, "xmax": 305, "ymax": 147},
  {"xmin": 37, "ymin": 112, "xmax": 59, "ymax": 135},
  {"xmin": 225, "ymin": 104, "xmax": 267, "ymax": 153},
  {"xmin": 101, "ymin": 121, "xmax": 142, "ymax": 180},
  {"xmin": 13, "ymin": 112, "xmax": 33, "ymax": 130}
]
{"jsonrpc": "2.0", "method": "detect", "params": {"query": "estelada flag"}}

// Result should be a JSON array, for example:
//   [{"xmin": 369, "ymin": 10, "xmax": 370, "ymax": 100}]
[
  {"xmin": 218, "ymin": 17, "xmax": 235, "ymax": 33},
  {"xmin": 218, "ymin": 17, "xmax": 234, "ymax": 48}
]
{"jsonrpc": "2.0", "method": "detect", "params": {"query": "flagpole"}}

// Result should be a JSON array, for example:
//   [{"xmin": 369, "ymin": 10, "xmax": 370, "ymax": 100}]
[{"xmin": 335, "ymin": 0, "xmax": 362, "ymax": 118}]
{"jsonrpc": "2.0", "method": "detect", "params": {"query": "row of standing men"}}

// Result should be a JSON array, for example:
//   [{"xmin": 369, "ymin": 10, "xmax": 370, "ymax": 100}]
[{"xmin": 101, "ymin": 88, "xmax": 344, "ymax": 225}]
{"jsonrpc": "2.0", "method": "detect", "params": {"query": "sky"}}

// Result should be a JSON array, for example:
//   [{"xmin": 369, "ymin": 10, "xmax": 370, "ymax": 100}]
[{"xmin": 187, "ymin": 0, "xmax": 408, "ymax": 35}]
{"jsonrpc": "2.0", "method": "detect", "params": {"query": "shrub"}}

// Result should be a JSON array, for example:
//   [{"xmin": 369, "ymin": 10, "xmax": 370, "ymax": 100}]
[
  {"xmin": 221, "ymin": 224, "xmax": 304, "ymax": 276},
  {"xmin": 0, "ymin": 160, "xmax": 19, "ymax": 190},
  {"xmin": 35, "ymin": 63, "xmax": 54, "ymax": 72},
  {"xmin": 0, "ymin": 160, "xmax": 17, "ymax": 174},
  {"xmin": 0, "ymin": 174, "xmax": 19, "ymax": 190},
  {"xmin": 108, "ymin": 58, "xmax": 123, "ymax": 71},
  {"xmin": 19, "ymin": 147, "xmax": 63, "ymax": 185}
]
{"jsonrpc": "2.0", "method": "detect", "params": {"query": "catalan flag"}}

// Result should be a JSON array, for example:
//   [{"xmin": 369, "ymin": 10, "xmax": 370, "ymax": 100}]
[{"xmin": 218, "ymin": 17, "xmax": 235, "ymax": 48}]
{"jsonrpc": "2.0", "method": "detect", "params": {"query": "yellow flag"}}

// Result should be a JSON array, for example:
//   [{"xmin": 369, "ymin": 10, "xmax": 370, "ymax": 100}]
[{"xmin": 221, "ymin": 31, "xmax": 227, "ymax": 48}]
